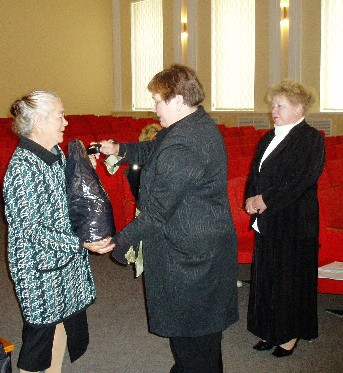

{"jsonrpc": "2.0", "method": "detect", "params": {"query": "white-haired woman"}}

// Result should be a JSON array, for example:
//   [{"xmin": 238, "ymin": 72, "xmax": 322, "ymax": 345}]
[{"xmin": 3, "ymin": 91, "xmax": 113, "ymax": 373}]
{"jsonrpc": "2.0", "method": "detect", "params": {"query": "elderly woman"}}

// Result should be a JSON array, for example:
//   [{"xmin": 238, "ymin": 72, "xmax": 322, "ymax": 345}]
[
  {"xmin": 98, "ymin": 64, "xmax": 238, "ymax": 372},
  {"xmin": 245, "ymin": 79, "xmax": 325, "ymax": 357},
  {"xmin": 3, "ymin": 91, "xmax": 113, "ymax": 373}
]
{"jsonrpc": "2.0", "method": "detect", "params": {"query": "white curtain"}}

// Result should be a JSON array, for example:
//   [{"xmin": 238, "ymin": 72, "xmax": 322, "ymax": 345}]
[
  {"xmin": 211, "ymin": 0, "xmax": 255, "ymax": 111},
  {"xmin": 131, "ymin": 0, "xmax": 163, "ymax": 111},
  {"xmin": 320, "ymin": 0, "xmax": 343, "ymax": 111}
]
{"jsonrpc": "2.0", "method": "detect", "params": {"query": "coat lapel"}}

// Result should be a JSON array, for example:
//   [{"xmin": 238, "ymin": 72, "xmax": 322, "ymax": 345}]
[{"xmin": 258, "ymin": 121, "xmax": 307, "ymax": 172}]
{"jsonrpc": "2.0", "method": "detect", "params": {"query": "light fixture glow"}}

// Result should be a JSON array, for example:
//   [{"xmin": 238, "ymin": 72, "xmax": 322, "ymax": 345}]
[
  {"xmin": 181, "ymin": 22, "xmax": 188, "ymax": 40},
  {"xmin": 280, "ymin": 4, "xmax": 289, "ymax": 27}
]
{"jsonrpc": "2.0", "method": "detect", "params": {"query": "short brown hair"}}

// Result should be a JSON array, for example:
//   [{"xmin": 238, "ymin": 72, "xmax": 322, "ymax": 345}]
[
  {"xmin": 266, "ymin": 79, "xmax": 315, "ymax": 114},
  {"xmin": 147, "ymin": 64, "xmax": 205, "ymax": 106}
]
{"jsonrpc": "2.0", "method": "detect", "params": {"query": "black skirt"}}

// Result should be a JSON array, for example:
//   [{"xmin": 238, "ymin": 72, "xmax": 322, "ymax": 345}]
[
  {"xmin": 247, "ymin": 233, "xmax": 318, "ymax": 345},
  {"xmin": 17, "ymin": 310, "xmax": 89, "ymax": 371}
]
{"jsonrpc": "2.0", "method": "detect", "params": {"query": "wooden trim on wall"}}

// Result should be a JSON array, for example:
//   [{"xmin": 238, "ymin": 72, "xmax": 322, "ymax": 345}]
[
  {"xmin": 112, "ymin": 0, "xmax": 122, "ymax": 110},
  {"xmin": 269, "ymin": 0, "xmax": 281, "ymax": 86},
  {"xmin": 288, "ymin": 0, "xmax": 302, "ymax": 80}
]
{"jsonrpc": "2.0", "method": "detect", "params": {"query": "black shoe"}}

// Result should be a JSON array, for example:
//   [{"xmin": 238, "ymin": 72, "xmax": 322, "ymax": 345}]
[
  {"xmin": 272, "ymin": 340, "xmax": 298, "ymax": 357},
  {"xmin": 253, "ymin": 340, "xmax": 274, "ymax": 351}
]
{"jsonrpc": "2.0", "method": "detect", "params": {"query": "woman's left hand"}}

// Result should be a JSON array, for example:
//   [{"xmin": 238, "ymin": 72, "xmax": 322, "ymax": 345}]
[{"xmin": 83, "ymin": 237, "xmax": 115, "ymax": 254}]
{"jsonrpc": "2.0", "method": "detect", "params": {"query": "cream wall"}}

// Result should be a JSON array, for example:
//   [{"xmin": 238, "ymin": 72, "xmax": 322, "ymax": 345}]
[
  {"xmin": 1, "ymin": 0, "xmax": 341, "ymax": 135},
  {"xmin": 0, "ymin": 0, "xmax": 114, "ymax": 117},
  {"xmin": 116, "ymin": 1, "xmax": 132, "ymax": 112},
  {"xmin": 302, "ymin": 0, "xmax": 321, "ymax": 110}
]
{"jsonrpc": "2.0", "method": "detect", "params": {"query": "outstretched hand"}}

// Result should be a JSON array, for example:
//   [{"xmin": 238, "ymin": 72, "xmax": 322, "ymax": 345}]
[{"xmin": 98, "ymin": 140, "xmax": 120, "ymax": 156}]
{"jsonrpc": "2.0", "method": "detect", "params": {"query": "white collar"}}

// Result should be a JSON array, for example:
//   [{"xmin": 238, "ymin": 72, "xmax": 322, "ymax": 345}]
[{"xmin": 274, "ymin": 117, "xmax": 304, "ymax": 136}]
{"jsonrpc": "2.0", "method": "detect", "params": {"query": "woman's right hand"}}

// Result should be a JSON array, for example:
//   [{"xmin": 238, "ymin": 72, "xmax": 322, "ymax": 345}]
[{"xmin": 98, "ymin": 140, "xmax": 120, "ymax": 156}]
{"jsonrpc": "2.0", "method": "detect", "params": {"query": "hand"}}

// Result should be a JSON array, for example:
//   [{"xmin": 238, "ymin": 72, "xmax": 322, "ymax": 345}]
[
  {"xmin": 245, "ymin": 197, "xmax": 256, "ymax": 215},
  {"xmin": 245, "ymin": 195, "xmax": 267, "ymax": 215},
  {"xmin": 83, "ymin": 237, "xmax": 115, "ymax": 254},
  {"xmin": 96, "ymin": 140, "xmax": 120, "ymax": 156},
  {"xmin": 88, "ymin": 154, "xmax": 98, "ymax": 169},
  {"xmin": 253, "ymin": 195, "xmax": 267, "ymax": 214}
]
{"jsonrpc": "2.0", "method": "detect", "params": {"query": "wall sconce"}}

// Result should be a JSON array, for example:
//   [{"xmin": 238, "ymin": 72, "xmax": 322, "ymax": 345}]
[
  {"xmin": 181, "ymin": 22, "xmax": 188, "ymax": 40},
  {"xmin": 280, "ymin": 1, "xmax": 289, "ymax": 27}
]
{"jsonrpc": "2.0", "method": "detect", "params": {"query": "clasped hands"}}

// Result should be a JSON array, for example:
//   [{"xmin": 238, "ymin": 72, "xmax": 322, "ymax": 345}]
[
  {"xmin": 83, "ymin": 237, "xmax": 115, "ymax": 254},
  {"xmin": 245, "ymin": 195, "xmax": 267, "ymax": 215}
]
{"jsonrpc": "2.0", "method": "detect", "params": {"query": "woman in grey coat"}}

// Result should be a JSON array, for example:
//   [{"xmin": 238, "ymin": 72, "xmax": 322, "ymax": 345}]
[{"xmin": 98, "ymin": 64, "xmax": 238, "ymax": 372}]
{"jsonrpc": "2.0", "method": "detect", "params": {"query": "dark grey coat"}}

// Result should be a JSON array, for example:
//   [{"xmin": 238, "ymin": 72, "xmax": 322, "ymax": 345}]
[{"xmin": 118, "ymin": 106, "xmax": 238, "ymax": 337}]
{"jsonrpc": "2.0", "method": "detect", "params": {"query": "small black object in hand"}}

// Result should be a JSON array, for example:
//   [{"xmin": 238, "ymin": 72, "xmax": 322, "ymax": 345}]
[{"xmin": 86, "ymin": 143, "xmax": 102, "ymax": 155}]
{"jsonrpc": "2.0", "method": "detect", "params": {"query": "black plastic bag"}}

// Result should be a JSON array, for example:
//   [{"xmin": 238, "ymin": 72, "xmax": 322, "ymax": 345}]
[{"xmin": 66, "ymin": 139, "xmax": 116, "ymax": 242}]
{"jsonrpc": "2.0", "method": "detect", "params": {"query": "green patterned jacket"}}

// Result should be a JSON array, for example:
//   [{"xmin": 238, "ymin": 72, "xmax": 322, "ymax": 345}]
[{"xmin": 3, "ymin": 136, "xmax": 96, "ymax": 326}]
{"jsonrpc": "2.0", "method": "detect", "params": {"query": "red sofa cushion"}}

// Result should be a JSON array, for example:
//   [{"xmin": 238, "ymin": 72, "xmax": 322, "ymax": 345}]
[{"xmin": 326, "ymin": 159, "xmax": 343, "ymax": 187}]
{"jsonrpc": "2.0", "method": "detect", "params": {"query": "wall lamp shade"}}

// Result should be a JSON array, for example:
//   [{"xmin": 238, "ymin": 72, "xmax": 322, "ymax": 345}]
[
  {"xmin": 181, "ymin": 22, "xmax": 188, "ymax": 39},
  {"xmin": 280, "ymin": 5, "xmax": 289, "ymax": 26}
]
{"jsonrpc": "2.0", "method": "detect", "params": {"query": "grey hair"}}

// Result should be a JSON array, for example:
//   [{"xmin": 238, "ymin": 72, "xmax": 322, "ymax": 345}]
[{"xmin": 10, "ymin": 90, "xmax": 61, "ymax": 136}]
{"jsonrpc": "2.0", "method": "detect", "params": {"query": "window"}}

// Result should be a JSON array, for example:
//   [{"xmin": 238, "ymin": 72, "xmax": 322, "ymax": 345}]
[
  {"xmin": 211, "ymin": 0, "xmax": 255, "ymax": 111},
  {"xmin": 131, "ymin": 0, "xmax": 163, "ymax": 110},
  {"xmin": 320, "ymin": 0, "xmax": 343, "ymax": 111}
]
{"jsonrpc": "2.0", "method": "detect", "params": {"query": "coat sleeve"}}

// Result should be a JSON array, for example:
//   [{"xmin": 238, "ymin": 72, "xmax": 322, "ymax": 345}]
[
  {"xmin": 245, "ymin": 135, "xmax": 269, "ymax": 200},
  {"xmin": 117, "ymin": 140, "xmax": 204, "ymax": 245},
  {"xmin": 118, "ymin": 140, "xmax": 157, "ymax": 165},
  {"xmin": 4, "ymin": 161, "xmax": 82, "ymax": 272},
  {"xmin": 245, "ymin": 153, "xmax": 260, "ymax": 200},
  {"xmin": 261, "ymin": 131, "xmax": 325, "ymax": 217}
]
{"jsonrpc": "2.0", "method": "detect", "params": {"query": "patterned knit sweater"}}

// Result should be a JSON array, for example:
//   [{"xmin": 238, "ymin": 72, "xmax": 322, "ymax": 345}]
[{"xmin": 3, "ymin": 137, "xmax": 96, "ymax": 326}]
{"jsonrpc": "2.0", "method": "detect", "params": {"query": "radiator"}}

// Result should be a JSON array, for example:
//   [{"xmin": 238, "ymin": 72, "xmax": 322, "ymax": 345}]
[
  {"xmin": 238, "ymin": 117, "xmax": 271, "ymax": 130},
  {"xmin": 305, "ymin": 118, "xmax": 332, "ymax": 136}
]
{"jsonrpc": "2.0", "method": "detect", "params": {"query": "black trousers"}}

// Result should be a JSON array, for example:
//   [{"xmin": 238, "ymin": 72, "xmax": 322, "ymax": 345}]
[{"xmin": 169, "ymin": 331, "xmax": 223, "ymax": 373}]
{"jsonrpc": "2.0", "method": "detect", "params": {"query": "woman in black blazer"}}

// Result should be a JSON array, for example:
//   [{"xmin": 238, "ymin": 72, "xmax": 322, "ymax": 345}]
[
  {"xmin": 245, "ymin": 79, "xmax": 325, "ymax": 357},
  {"xmin": 98, "ymin": 64, "xmax": 238, "ymax": 372}
]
